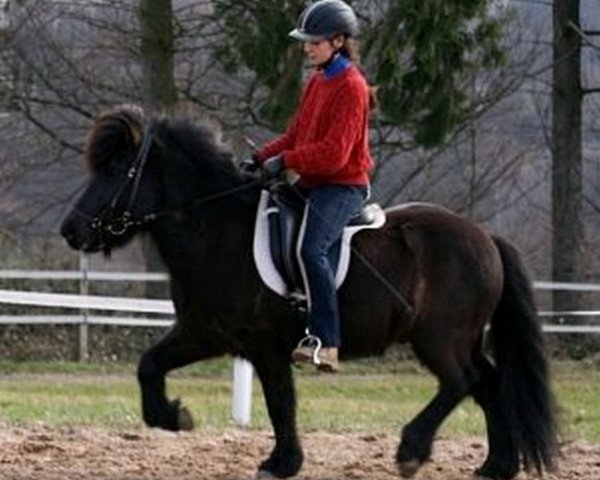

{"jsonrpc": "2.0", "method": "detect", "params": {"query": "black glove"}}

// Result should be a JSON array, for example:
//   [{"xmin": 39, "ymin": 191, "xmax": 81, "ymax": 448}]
[
  {"xmin": 239, "ymin": 155, "xmax": 260, "ymax": 174},
  {"xmin": 262, "ymin": 154, "xmax": 285, "ymax": 180}
]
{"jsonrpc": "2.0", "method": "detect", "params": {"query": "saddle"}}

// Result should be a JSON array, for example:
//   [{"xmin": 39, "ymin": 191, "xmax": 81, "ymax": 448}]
[{"xmin": 252, "ymin": 185, "xmax": 386, "ymax": 301}]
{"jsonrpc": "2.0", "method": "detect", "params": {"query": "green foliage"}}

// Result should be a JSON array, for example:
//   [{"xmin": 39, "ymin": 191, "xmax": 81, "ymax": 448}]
[
  {"xmin": 362, "ymin": 0, "xmax": 507, "ymax": 147},
  {"xmin": 213, "ymin": 0, "xmax": 304, "ymax": 129}
]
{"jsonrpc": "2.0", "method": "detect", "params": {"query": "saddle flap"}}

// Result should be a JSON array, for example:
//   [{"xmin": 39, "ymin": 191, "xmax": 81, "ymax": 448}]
[
  {"xmin": 334, "ymin": 203, "xmax": 386, "ymax": 287},
  {"xmin": 253, "ymin": 190, "xmax": 386, "ymax": 297},
  {"xmin": 268, "ymin": 189, "xmax": 305, "ymax": 293}
]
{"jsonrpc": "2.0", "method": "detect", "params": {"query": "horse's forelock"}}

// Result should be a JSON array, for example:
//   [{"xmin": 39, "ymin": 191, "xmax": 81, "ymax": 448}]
[{"xmin": 86, "ymin": 105, "xmax": 145, "ymax": 172}]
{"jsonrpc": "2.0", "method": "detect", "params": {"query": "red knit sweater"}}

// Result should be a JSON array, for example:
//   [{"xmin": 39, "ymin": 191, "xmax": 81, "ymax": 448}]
[{"xmin": 258, "ymin": 65, "xmax": 373, "ymax": 188}]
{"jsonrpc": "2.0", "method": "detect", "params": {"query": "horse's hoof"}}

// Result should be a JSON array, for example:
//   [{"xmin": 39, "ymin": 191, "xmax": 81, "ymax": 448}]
[
  {"xmin": 177, "ymin": 406, "xmax": 194, "ymax": 431},
  {"xmin": 475, "ymin": 462, "xmax": 518, "ymax": 480},
  {"xmin": 254, "ymin": 470, "xmax": 278, "ymax": 479},
  {"xmin": 399, "ymin": 459, "xmax": 422, "ymax": 478}
]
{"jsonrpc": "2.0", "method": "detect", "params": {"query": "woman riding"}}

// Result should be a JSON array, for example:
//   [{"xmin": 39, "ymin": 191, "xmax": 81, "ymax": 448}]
[{"xmin": 256, "ymin": 0, "xmax": 375, "ymax": 372}]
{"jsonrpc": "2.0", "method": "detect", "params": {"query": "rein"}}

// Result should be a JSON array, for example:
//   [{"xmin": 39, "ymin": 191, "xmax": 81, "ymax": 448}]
[
  {"xmin": 80, "ymin": 125, "xmax": 260, "ymax": 237},
  {"xmin": 147, "ymin": 180, "xmax": 262, "ymax": 223}
]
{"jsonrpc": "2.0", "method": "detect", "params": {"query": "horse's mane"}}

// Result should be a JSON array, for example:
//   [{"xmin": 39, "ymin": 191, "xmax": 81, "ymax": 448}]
[
  {"xmin": 154, "ymin": 115, "xmax": 238, "ymax": 180},
  {"xmin": 86, "ymin": 104, "xmax": 242, "ymax": 186}
]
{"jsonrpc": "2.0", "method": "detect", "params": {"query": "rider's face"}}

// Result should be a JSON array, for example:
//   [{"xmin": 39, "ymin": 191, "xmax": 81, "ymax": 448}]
[{"xmin": 303, "ymin": 37, "xmax": 343, "ymax": 66}]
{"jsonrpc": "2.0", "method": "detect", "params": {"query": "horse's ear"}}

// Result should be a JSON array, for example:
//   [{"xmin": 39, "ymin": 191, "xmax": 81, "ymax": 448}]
[{"xmin": 86, "ymin": 104, "xmax": 145, "ymax": 171}]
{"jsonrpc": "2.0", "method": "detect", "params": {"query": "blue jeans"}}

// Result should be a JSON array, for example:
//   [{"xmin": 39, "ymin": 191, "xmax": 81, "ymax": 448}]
[{"xmin": 298, "ymin": 185, "xmax": 367, "ymax": 347}]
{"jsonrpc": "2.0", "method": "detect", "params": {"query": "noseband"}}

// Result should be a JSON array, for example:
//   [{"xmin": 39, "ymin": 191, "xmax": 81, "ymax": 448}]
[{"xmin": 83, "ymin": 124, "xmax": 157, "ymax": 237}]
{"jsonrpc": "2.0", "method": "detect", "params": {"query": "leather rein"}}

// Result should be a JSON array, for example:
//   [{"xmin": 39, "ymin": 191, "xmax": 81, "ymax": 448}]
[{"xmin": 76, "ymin": 125, "xmax": 259, "ymax": 237}]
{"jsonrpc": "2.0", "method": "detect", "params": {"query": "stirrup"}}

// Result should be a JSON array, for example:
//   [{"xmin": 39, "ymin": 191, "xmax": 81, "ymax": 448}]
[{"xmin": 295, "ymin": 330, "xmax": 323, "ymax": 365}]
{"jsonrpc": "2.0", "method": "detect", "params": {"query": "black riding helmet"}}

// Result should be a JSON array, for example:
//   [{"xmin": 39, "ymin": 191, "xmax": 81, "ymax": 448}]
[{"xmin": 289, "ymin": 0, "xmax": 359, "ymax": 42}]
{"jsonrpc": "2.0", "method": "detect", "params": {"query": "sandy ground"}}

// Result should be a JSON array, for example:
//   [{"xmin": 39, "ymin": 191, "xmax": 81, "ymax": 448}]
[{"xmin": 0, "ymin": 426, "xmax": 598, "ymax": 480}]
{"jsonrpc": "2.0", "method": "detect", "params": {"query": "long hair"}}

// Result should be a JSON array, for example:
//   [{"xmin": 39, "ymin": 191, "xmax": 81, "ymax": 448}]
[
  {"xmin": 338, "ymin": 36, "xmax": 379, "ymax": 111},
  {"xmin": 339, "ymin": 36, "xmax": 359, "ymax": 62}
]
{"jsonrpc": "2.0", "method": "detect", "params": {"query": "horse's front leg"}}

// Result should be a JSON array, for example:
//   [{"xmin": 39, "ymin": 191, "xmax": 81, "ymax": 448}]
[
  {"xmin": 251, "ymin": 349, "xmax": 303, "ymax": 479},
  {"xmin": 137, "ymin": 324, "xmax": 217, "ymax": 431}
]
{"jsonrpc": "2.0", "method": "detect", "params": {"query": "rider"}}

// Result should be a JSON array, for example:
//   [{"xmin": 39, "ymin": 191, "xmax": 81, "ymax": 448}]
[{"xmin": 256, "ymin": 0, "xmax": 375, "ymax": 372}]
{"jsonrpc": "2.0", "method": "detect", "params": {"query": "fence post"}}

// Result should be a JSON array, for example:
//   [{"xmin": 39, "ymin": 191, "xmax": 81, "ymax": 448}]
[
  {"xmin": 232, "ymin": 358, "xmax": 253, "ymax": 426},
  {"xmin": 78, "ymin": 253, "xmax": 89, "ymax": 361}
]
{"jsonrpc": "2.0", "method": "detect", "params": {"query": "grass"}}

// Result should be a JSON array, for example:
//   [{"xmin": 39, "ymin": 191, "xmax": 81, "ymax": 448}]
[
  {"xmin": 551, "ymin": 360, "xmax": 600, "ymax": 442},
  {"xmin": 0, "ymin": 358, "xmax": 598, "ymax": 442}
]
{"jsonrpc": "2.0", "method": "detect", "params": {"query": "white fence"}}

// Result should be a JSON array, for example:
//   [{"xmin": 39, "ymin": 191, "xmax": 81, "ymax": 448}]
[
  {"xmin": 1, "ymin": 268, "xmax": 600, "ymax": 426},
  {"xmin": 1, "ymin": 269, "xmax": 600, "ymax": 330}
]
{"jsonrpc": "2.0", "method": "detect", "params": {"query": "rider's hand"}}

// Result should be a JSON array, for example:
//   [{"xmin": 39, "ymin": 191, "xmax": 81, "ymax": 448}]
[
  {"xmin": 239, "ymin": 155, "xmax": 260, "ymax": 174},
  {"xmin": 262, "ymin": 154, "xmax": 285, "ymax": 180}
]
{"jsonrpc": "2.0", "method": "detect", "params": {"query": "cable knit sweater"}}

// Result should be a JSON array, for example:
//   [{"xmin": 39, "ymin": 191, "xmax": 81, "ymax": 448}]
[{"xmin": 257, "ymin": 63, "xmax": 373, "ymax": 188}]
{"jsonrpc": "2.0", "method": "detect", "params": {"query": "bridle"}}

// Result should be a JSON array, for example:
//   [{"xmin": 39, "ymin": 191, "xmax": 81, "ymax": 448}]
[
  {"xmin": 76, "ymin": 124, "xmax": 158, "ymax": 237},
  {"xmin": 75, "ymin": 123, "xmax": 261, "ymax": 238}
]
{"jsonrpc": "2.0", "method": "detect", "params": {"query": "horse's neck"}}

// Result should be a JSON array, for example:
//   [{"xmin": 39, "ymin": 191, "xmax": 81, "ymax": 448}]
[
  {"xmin": 149, "ymin": 185, "xmax": 257, "ymax": 284},
  {"xmin": 152, "ymin": 151, "xmax": 258, "ymax": 285}
]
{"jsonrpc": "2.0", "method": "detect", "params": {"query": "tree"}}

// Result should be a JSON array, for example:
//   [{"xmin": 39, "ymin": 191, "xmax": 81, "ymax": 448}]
[
  {"xmin": 362, "ymin": 0, "xmax": 506, "ymax": 147},
  {"xmin": 139, "ymin": 0, "xmax": 177, "ymax": 112},
  {"xmin": 138, "ymin": 0, "xmax": 178, "ymax": 297},
  {"xmin": 213, "ymin": 0, "xmax": 304, "ymax": 130},
  {"xmin": 550, "ymin": 0, "xmax": 600, "ymax": 304},
  {"xmin": 549, "ymin": 0, "xmax": 600, "ymax": 354},
  {"xmin": 552, "ymin": 0, "xmax": 583, "ymax": 316}
]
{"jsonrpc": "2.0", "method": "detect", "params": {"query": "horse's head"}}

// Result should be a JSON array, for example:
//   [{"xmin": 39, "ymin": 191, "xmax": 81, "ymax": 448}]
[{"xmin": 61, "ymin": 105, "xmax": 162, "ymax": 254}]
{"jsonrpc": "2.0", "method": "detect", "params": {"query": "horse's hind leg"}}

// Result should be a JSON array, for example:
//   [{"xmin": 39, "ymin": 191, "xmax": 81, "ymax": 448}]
[
  {"xmin": 250, "ymin": 348, "xmax": 303, "ymax": 479},
  {"xmin": 470, "ymin": 350, "xmax": 519, "ymax": 479},
  {"xmin": 137, "ymin": 325, "xmax": 217, "ymax": 431},
  {"xmin": 397, "ymin": 347, "xmax": 476, "ymax": 478}
]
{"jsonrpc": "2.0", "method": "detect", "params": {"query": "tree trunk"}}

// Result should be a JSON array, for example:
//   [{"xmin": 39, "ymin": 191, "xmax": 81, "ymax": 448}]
[
  {"xmin": 138, "ymin": 0, "xmax": 177, "ymax": 297},
  {"xmin": 551, "ymin": 1, "xmax": 583, "ymax": 320},
  {"xmin": 139, "ymin": 0, "xmax": 177, "ymax": 112}
]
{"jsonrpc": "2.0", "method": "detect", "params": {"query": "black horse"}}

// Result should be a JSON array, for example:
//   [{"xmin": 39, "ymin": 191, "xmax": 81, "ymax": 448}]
[{"xmin": 60, "ymin": 105, "xmax": 558, "ymax": 480}]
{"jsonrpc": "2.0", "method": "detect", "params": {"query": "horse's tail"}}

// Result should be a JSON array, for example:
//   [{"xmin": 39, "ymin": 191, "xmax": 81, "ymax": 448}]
[{"xmin": 488, "ymin": 235, "xmax": 559, "ymax": 474}]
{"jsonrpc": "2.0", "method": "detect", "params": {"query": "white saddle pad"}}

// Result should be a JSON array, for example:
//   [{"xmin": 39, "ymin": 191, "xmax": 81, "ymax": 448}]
[{"xmin": 252, "ymin": 189, "xmax": 386, "ymax": 297}]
